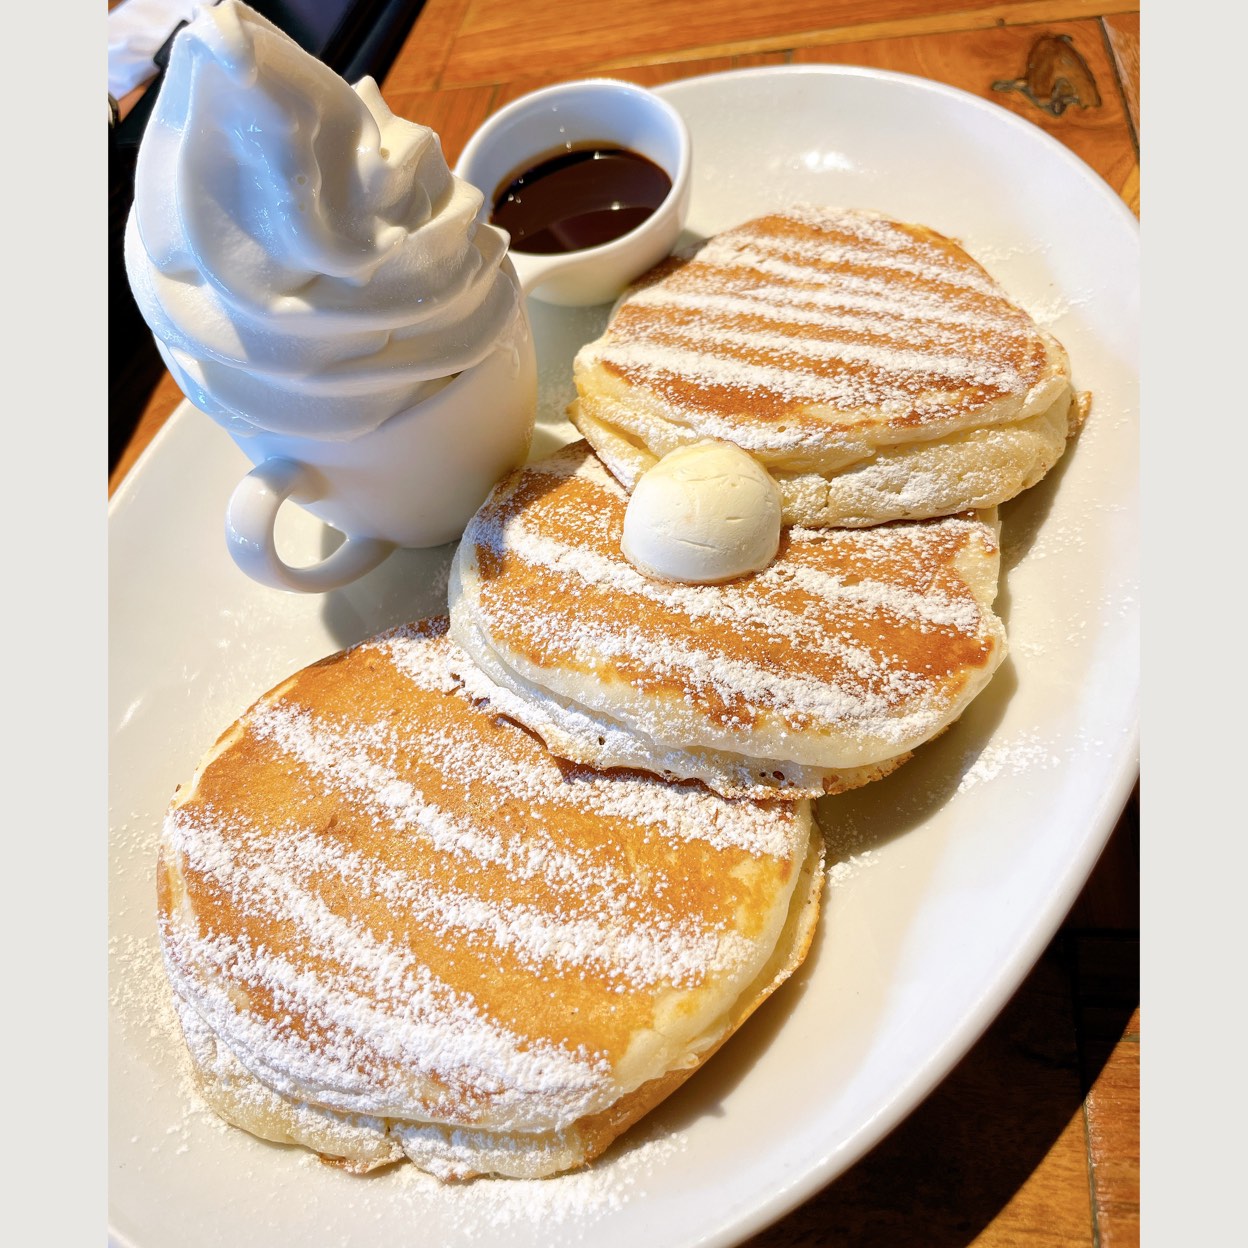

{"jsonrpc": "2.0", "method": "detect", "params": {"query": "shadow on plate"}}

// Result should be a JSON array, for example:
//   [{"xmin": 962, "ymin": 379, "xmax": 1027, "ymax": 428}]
[
  {"xmin": 740, "ymin": 924, "xmax": 1137, "ymax": 1247},
  {"xmin": 813, "ymin": 654, "xmax": 1018, "ymax": 865},
  {"xmin": 608, "ymin": 866, "xmax": 834, "ymax": 1149},
  {"xmin": 317, "ymin": 535, "xmax": 460, "ymax": 650}
]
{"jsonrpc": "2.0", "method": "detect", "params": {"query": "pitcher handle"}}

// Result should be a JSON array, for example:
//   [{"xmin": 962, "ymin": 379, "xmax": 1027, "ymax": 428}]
[{"xmin": 224, "ymin": 458, "xmax": 394, "ymax": 593}]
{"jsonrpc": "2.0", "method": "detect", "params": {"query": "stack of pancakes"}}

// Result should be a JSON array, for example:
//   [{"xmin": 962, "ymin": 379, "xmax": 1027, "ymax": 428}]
[
  {"xmin": 570, "ymin": 206, "xmax": 1082, "ymax": 527},
  {"xmin": 159, "ymin": 206, "xmax": 1080, "ymax": 1180},
  {"xmin": 449, "ymin": 441, "xmax": 1006, "ymax": 800},
  {"xmin": 159, "ymin": 621, "xmax": 822, "ymax": 1178}
]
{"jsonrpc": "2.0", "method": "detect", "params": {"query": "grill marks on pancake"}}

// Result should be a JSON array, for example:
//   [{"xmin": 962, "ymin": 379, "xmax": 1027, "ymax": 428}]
[
  {"xmin": 468, "ymin": 448, "xmax": 997, "ymax": 739},
  {"xmin": 587, "ymin": 207, "xmax": 1047, "ymax": 432},
  {"xmin": 161, "ymin": 624, "xmax": 808, "ymax": 1121},
  {"xmin": 164, "ymin": 804, "xmax": 610, "ymax": 1122}
]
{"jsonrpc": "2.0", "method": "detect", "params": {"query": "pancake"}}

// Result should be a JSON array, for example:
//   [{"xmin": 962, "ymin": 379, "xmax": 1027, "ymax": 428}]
[
  {"xmin": 570, "ymin": 206, "xmax": 1082, "ymax": 527},
  {"xmin": 448, "ymin": 442, "xmax": 1007, "ymax": 800},
  {"xmin": 157, "ymin": 618, "xmax": 822, "ymax": 1180}
]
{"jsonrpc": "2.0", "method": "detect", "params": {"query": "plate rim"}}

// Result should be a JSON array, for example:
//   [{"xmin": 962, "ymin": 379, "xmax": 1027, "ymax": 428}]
[{"xmin": 655, "ymin": 61, "xmax": 1141, "ymax": 238}]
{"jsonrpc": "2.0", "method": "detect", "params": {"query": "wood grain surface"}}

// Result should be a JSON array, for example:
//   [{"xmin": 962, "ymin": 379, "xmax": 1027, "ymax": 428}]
[{"xmin": 108, "ymin": 4, "xmax": 1140, "ymax": 1244}]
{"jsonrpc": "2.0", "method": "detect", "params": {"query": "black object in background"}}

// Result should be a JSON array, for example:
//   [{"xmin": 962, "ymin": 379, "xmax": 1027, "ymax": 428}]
[{"xmin": 109, "ymin": 0, "xmax": 427, "ymax": 473}]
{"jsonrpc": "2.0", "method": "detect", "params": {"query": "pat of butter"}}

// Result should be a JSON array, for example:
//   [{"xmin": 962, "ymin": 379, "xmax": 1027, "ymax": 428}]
[{"xmin": 621, "ymin": 440, "xmax": 782, "ymax": 584}]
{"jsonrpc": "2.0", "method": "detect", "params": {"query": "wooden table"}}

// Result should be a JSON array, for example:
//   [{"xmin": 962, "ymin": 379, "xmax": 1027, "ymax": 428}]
[{"xmin": 109, "ymin": 3, "xmax": 1140, "ymax": 1244}]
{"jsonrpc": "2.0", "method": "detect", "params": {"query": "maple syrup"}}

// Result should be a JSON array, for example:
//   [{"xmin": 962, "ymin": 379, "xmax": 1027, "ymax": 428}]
[{"xmin": 489, "ymin": 145, "xmax": 673, "ymax": 255}]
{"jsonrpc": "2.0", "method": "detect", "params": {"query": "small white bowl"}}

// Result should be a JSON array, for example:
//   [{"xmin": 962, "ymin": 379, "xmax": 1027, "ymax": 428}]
[{"xmin": 455, "ymin": 78, "xmax": 692, "ymax": 307}]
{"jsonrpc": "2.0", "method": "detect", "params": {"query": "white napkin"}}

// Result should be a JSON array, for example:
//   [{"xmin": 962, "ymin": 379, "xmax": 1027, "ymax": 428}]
[{"xmin": 108, "ymin": 0, "xmax": 209, "ymax": 98}]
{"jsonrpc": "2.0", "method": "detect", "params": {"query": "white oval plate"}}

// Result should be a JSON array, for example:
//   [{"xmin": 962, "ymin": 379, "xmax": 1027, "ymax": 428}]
[{"xmin": 108, "ymin": 65, "xmax": 1138, "ymax": 1248}]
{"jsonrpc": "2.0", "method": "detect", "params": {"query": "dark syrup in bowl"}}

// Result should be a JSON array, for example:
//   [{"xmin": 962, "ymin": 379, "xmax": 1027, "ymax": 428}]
[{"xmin": 489, "ymin": 145, "xmax": 673, "ymax": 255}]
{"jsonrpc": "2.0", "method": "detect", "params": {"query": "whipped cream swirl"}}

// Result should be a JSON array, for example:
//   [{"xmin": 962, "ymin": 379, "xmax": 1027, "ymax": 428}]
[{"xmin": 124, "ymin": 1, "xmax": 523, "ymax": 440}]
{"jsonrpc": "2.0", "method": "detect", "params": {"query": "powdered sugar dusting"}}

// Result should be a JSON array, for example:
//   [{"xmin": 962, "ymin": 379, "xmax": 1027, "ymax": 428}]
[
  {"xmin": 462, "ymin": 445, "xmax": 1000, "ymax": 752},
  {"xmin": 577, "ymin": 206, "xmax": 1051, "ymax": 446},
  {"xmin": 954, "ymin": 731, "xmax": 1062, "ymax": 793},
  {"xmin": 602, "ymin": 319, "xmax": 1023, "ymax": 396},
  {"xmin": 385, "ymin": 1118, "xmax": 690, "ymax": 1238},
  {"xmin": 626, "ymin": 280, "xmax": 1027, "ymax": 352},
  {"xmin": 165, "ymin": 803, "xmax": 614, "ymax": 1131},
  {"xmin": 376, "ymin": 629, "xmax": 802, "ymax": 858},
  {"xmin": 159, "ymin": 623, "xmax": 811, "ymax": 1142},
  {"xmin": 825, "ymin": 848, "xmax": 881, "ymax": 888}
]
